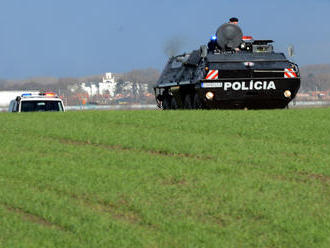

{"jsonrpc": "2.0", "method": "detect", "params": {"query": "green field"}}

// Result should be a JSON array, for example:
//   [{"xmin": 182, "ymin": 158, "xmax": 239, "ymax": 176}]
[{"xmin": 0, "ymin": 109, "xmax": 329, "ymax": 247}]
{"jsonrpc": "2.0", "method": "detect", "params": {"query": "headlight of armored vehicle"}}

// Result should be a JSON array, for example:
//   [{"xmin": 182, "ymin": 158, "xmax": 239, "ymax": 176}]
[
  {"xmin": 284, "ymin": 90, "xmax": 292, "ymax": 98},
  {"xmin": 206, "ymin": 92, "xmax": 214, "ymax": 100}
]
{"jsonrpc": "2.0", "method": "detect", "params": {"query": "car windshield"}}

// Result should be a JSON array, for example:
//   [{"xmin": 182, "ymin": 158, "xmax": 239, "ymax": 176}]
[{"xmin": 21, "ymin": 100, "xmax": 63, "ymax": 112}]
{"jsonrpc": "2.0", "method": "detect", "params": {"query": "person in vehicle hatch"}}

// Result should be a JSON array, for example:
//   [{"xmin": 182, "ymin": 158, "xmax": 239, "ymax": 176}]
[{"xmin": 229, "ymin": 17, "xmax": 239, "ymax": 25}]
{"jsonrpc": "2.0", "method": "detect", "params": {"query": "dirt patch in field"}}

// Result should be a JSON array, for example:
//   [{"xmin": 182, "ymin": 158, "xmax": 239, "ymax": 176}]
[
  {"xmin": 89, "ymin": 197, "xmax": 142, "ymax": 225},
  {"xmin": 161, "ymin": 177, "xmax": 187, "ymax": 186},
  {"xmin": 58, "ymin": 138, "xmax": 213, "ymax": 161},
  {"xmin": 33, "ymin": 185, "xmax": 148, "ymax": 228},
  {"xmin": 272, "ymin": 172, "xmax": 330, "ymax": 185},
  {"xmin": 2, "ymin": 204, "xmax": 67, "ymax": 232},
  {"xmin": 299, "ymin": 172, "xmax": 330, "ymax": 183},
  {"xmin": 82, "ymin": 195, "xmax": 158, "ymax": 230}
]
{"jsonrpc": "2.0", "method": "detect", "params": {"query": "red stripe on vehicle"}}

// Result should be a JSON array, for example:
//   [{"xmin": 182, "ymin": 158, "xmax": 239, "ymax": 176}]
[
  {"xmin": 284, "ymin": 72, "xmax": 291, "ymax": 78},
  {"xmin": 206, "ymin": 70, "xmax": 216, "ymax": 79},
  {"xmin": 284, "ymin": 68, "xmax": 297, "ymax": 78},
  {"xmin": 212, "ymin": 72, "xmax": 219, "ymax": 79},
  {"xmin": 205, "ymin": 70, "xmax": 218, "ymax": 80}
]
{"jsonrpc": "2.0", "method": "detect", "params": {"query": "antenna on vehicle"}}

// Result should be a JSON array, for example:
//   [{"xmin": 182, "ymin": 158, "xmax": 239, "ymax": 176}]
[{"xmin": 288, "ymin": 45, "xmax": 295, "ymax": 57}]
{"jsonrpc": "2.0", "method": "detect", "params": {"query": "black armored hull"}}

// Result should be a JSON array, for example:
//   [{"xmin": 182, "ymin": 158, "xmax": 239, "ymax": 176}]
[{"xmin": 197, "ymin": 77, "xmax": 300, "ymax": 109}]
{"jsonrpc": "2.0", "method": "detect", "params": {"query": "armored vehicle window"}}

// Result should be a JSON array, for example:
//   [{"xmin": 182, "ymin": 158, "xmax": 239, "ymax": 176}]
[{"xmin": 252, "ymin": 44, "xmax": 273, "ymax": 53}]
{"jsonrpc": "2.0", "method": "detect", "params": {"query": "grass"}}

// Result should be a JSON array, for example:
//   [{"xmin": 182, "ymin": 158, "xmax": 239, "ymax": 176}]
[{"xmin": 0, "ymin": 108, "xmax": 329, "ymax": 247}]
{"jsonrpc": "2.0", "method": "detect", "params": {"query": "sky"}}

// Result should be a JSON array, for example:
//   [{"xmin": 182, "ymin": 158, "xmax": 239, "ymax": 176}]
[{"xmin": 0, "ymin": 0, "xmax": 329, "ymax": 79}]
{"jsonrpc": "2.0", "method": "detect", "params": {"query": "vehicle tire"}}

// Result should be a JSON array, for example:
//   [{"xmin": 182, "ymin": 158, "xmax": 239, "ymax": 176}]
[
  {"xmin": 171, "ymin": 97, "xmax": 178, "ymax": 110},
  {"xmin": 193, "ymin": 93, "xmax": 202, "ymax": 109},
  {"xmin": 184, "ymin": 94, "xmax": 193, "ymax": 109},
  {"xmin": 162, "ymin": 96, "xmax": 171, "ymax": 110}
]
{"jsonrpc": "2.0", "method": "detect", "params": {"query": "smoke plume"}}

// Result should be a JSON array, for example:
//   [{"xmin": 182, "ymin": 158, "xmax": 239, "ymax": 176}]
[{"xmin": 163, "ymin": 36, "xmax": 186, "ymax": 58}]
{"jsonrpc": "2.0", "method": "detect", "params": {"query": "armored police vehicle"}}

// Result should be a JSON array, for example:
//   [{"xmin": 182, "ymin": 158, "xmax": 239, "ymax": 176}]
[
  {"xmin": 154, "ymin": 23, "xmax": 300, "ymax": 109},
  {"xmin": 8, "ymin": 92, "xmax": 65, "ymax": 112}
]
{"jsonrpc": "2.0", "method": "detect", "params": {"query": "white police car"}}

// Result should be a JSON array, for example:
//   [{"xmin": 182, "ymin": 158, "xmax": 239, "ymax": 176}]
[{"xmin": 8, "ymin": 92, "xmax": 65, "ymax": 112}]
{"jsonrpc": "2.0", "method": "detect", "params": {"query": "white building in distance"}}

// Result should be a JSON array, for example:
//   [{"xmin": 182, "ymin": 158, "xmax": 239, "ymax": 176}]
[
  {"xmin": 81, "ymin": 82, "xmax": 99, "ymax": 96},
  {"xmin": 80, "ymin": 73, "xmax": 117, "ymax": 97},
  {"xmin": 78, "ymin": 72, "xmax": 150, "ymax": 98},
  {"xmin": 99, "ymin": 72, "xmax": 117, "ymax": 97}
]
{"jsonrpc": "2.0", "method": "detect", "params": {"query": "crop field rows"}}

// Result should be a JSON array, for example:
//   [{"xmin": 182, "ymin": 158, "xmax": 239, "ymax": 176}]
[{"xmin": 0, "ymin": 109, "xmax": 329, "ymax": 247}]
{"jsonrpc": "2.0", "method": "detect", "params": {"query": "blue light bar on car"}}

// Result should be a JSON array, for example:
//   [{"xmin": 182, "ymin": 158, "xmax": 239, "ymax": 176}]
[{"xmin": 21, "ymin": 93, "xmax": 32, "ymax": 97}]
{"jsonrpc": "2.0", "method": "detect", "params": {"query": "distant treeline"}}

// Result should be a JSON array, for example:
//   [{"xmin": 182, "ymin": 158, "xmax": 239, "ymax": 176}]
[
  {"xmin": 1, "ymin": 65, "xmax": 330, "ymax": 93},
  {"xmin": 300, "ymin": 64, "xmax": 330, "ymax": 92},
  {"xmin": 0, "ymin": 68, "xmax": 160, "ymax": 95}
]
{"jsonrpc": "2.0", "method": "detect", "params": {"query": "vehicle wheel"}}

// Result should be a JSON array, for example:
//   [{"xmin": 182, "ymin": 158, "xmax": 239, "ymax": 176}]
[
  {"xmin": 162, "ymin": 96, "xmax": 171, "ymax": 110},
  {"xmin": 184, "ymin": 94, "xmax": 193, "ymax": 109},
  {"xmin": 171, "ymin": 97, "xmax": 178, "ymax": 110},
  {"xmin": 193, "ymin": 93, "xmax": 202, "ymax": 109}
]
